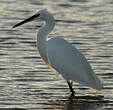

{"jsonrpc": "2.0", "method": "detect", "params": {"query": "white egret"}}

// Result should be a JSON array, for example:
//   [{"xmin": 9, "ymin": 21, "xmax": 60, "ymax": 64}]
[{"xmin": 13, "ymin": 8, "xmax": 103, "ymax": 95}]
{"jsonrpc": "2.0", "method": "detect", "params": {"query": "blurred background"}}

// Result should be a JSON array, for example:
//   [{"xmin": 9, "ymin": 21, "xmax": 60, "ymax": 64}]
[{"xmin": 0, "ymin": 0, "xmax": 113, "ymax": 109}]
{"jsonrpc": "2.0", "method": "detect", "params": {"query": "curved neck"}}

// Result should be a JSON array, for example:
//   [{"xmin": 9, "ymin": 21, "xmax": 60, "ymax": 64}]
[{"xmin": 37, "ymin": 15, "xmax": 55, "ymax": 62}]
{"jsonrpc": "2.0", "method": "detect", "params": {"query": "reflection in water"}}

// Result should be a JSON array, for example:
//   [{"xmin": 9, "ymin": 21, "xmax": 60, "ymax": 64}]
[
  {"xmin": 49, "ymin": 95, "xmax": 108, "ymax": 110},
  {"xmin": 65, "ymin": 95, "xmax": 104, "ymax": 110},
  {"xmin": 65, "ymin": 99, "xmax": 102, "ymax": 110}
]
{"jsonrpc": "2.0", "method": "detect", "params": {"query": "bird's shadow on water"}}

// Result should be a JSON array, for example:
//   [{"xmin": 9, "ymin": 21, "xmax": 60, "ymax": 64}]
[{"xmin": 49, "ymin": 94, "xmax": 109, "ymax": 110}]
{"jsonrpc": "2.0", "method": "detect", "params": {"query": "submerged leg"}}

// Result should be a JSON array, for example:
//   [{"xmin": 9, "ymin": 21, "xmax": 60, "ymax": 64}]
[{"xmin": 67, "ymin": 80, "xmax": 75, "ymax": 96}]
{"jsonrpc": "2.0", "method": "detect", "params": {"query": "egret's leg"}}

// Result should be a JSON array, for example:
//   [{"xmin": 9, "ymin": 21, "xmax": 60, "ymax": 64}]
[{"xmin": 67, "ymin": 80, "xmax": 75, "ymax": 95}]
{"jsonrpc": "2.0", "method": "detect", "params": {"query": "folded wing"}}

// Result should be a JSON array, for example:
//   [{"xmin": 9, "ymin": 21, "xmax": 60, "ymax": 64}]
[{"xmin": 46, "ymin": 37, "xmax": 103, "ymax": 90}]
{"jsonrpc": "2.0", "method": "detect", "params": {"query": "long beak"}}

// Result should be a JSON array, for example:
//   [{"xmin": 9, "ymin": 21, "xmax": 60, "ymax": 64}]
[{"xmin": 12, "ymin": 14, "xmax": 40, "ymax": 28}]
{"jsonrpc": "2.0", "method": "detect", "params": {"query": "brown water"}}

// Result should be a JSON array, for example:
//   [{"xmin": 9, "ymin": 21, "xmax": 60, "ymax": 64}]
[{"xmin": 0, "ymin": 0, "xmax": 113, "ymax": 109}]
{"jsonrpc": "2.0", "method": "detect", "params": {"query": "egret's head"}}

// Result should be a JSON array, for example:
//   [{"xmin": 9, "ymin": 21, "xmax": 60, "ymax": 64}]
[
  {"xmin": 12, "ymin": 8, "xmax": 51, "ymax": 28},
  {"xmin": 37, "ymin": 8, "xmax": 51, "ymax": 20}
]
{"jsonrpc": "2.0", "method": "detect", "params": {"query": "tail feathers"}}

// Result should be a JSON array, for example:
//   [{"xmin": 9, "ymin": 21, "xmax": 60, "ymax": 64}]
[
  {"xmin": 89, "ymin": 77, "xmax": 103, "ymax": 90},
  {"xmin": 75, "ymin": 75, "xmax": 103, "ymax": 91}
]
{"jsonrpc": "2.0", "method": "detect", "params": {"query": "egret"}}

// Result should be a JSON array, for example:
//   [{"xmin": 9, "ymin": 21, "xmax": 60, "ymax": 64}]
[{"xmin": 13, "ymin": 8, "xmax": 103, "ymax": 95}]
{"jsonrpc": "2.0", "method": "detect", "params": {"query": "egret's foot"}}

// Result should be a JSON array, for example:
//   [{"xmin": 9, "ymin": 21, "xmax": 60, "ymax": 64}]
[{"xmin": 67, "ymin": 80, "xmax": 75, "ymax": 96}]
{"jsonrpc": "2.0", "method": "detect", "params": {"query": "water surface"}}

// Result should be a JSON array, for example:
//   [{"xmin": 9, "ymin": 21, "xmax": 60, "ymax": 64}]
[{"xmin": 0, "ymin": 0, "xmax": 113, "ymax": 109}]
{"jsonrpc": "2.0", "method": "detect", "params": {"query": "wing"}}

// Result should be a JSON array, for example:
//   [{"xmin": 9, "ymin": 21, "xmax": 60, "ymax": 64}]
[{"xmin": 46, "ymin": 37, "xmax": 103, "ymax": 90}]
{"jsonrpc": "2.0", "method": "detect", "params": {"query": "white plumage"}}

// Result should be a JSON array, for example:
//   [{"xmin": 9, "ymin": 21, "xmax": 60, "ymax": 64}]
[
  {"xmin": 13, "ymin": 8, "xmax": 103, "ymax": 95},
  {"xmin": 47, "ymin": 37, "xmax": 102, "ymax": 90}
]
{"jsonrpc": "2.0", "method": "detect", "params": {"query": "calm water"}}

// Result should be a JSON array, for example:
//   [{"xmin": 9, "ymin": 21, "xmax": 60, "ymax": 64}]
[{"xmin": 0, "ymin": 0, "xmax": 113, "ymax": 109}]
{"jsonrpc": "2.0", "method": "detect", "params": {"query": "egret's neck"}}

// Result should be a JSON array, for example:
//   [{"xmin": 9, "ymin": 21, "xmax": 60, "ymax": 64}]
[{"xmin": 37, "ymin": 15, "xmax": 55, "ymax": 62}]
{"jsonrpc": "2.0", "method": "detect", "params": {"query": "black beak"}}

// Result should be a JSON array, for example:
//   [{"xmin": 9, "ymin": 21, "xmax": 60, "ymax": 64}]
[{"xmin": 12, "ymin": 14, "xmax": 40, "ymax": 28}]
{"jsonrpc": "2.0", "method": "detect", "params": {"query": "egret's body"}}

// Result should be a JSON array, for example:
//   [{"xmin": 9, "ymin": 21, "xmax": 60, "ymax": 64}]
[{"xmin": 13, "ymin": 9, "xmax": 103, "ymax": 95}]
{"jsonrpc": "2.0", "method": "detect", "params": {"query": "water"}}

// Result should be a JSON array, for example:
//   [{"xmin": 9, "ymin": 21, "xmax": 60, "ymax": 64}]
[{"xmin": 0, "ymin": 0, "xmax": 113, "ymax": 109}]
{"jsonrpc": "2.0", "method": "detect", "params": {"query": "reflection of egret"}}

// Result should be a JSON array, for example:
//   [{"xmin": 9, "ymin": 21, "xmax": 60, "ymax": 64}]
[
  {"xmin": 63, "ymin": 95, "xmax": 104, "ymax": 110},
  {"xmin": 13, "ymin": 8, "xmax": 103, "ymax": 95}
]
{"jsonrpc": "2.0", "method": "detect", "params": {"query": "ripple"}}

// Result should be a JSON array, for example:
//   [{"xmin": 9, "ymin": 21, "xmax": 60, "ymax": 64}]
[{"xmin": 0, "ymin": 0, "xmax": 113, "ymax": 109}]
